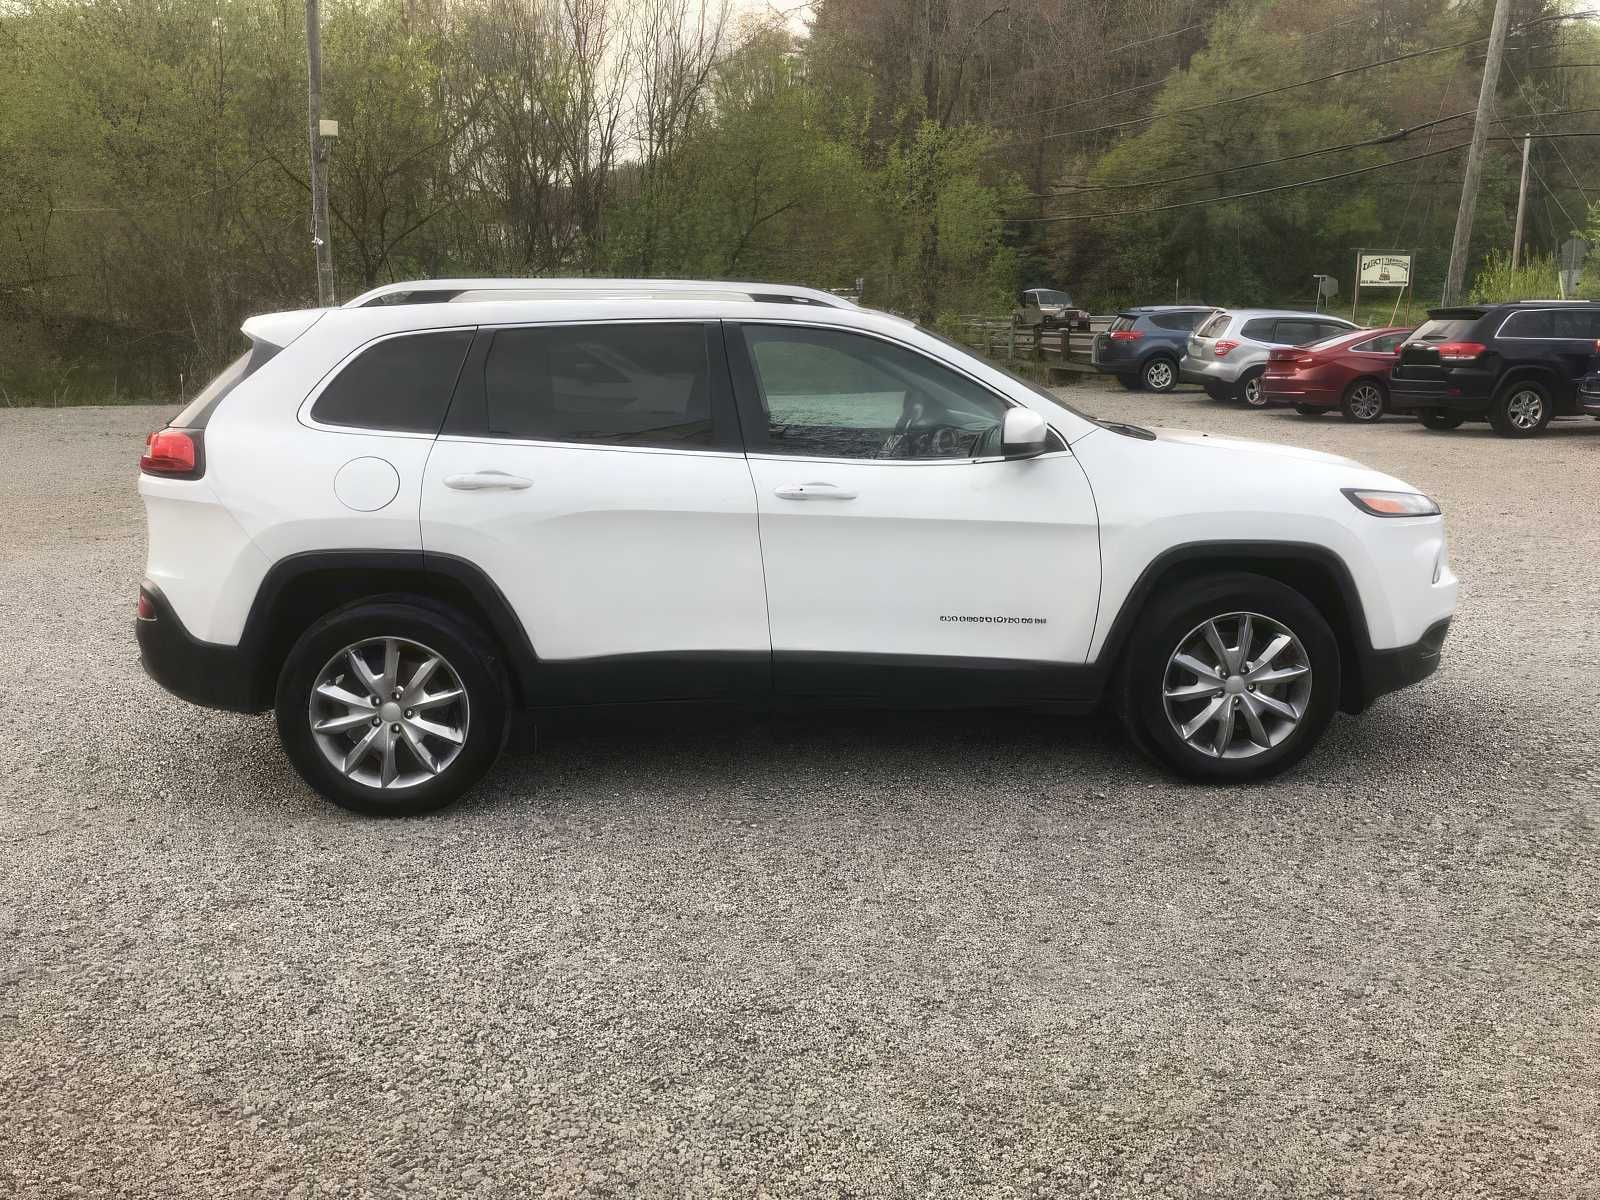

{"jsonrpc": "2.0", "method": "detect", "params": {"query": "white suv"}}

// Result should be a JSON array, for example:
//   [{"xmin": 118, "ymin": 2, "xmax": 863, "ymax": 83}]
[{"xmin": 136, "ymin": 279, "xmax": 1457, "ymax": 815}]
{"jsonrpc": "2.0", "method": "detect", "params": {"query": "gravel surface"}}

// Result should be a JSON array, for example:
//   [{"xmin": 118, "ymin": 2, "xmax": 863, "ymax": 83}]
[{"xmin": 2, "ymin": 385, "xmax": 1598, "ymax": 1198}]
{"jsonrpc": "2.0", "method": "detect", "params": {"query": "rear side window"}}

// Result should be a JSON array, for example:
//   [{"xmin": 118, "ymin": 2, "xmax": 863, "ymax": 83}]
[
  {"xmin": 1151, "ymin": 311, "xmax": 1204, "ymax": 331},
  {"xmin": 483, "ymin": 323, "xmax": 713, "ymax": 448},
  {"xmin": 1501, "ymin": 308, "xmax": 1598, "ymax": 339},
  {"xmin": 312, "ymin": 330, "xmax": 473, "ymax": 433},
  {"xmin": 1274, "ymin": 320, "xmax": 1325, "ymax": 345},
  {"xmin": 1197, "ymin": 312, "xmax": 1231, "ymax": 338},
  {"xmin": 1240, "ymin": 318, "xmax": 1280, "ymax": 341}
]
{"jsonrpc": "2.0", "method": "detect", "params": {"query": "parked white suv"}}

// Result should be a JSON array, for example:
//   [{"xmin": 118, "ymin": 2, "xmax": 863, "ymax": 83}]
[
  {"xmin": 1183, "ymin": 309, "xmax": 1358, "ymax": 406},
  {"xmin": 136, "ymin": 279, "xmax": 1457, "ymax": 815}
]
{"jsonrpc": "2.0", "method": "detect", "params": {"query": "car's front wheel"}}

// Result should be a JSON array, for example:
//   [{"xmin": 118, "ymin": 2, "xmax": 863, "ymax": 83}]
[
  {"xmin": 1118, "ymin": 573, "xmax": 1340, "ymax": 782},
  {"xmin": 275, "ymin": 599, "xmax": 508, "ymax": 816},
  {"xmin": 1142, "ymin": 356, "xmax": 1178, "ymax": 393}
]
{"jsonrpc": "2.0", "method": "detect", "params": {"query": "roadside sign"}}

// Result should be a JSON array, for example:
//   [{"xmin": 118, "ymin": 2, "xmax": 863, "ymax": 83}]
[{"xmin": 1358, "ymin": 252, "xmax": 1411, "ymax": 288}]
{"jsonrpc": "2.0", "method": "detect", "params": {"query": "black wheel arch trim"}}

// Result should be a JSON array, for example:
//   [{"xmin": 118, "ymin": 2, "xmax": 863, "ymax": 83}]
[{"xmin": 1092, "ymin": 540, "xmax": 1402, "ymax": 714}]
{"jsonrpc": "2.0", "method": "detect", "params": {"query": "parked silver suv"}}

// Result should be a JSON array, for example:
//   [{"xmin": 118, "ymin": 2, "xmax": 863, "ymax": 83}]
[{"xmin": 1182, "ymin": 309, "xmax": 1357, "ymax": 406}]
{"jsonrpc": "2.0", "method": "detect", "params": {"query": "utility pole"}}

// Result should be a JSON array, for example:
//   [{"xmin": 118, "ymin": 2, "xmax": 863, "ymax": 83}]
[
  {"xmin": 305, "ymin": 0, "xmax": 335, "ymax": 306},
  {"xmin": 1511, "ymin": 133, "xmax": 1531, "ymax": 269},
  {"xmin": 1443, "ymin": 0, "xmax": 1513, "ymax": 305}
]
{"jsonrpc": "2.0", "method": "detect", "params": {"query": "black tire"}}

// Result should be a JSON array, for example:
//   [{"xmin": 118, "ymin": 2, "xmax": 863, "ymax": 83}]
[
  {"xmin": 1203, "ymin": 382, "xmax": 1232, "ymax": 401},
  {"xmin": 1418, "ymin": 409, "xmax": 1464, "ymax": 431},
  {"xmin": 1142, "ymin": 355, "xmax": 1179, "ymax": 393},
  {"xmin": 1238, "ymin": 368, "xmax": 1267, "ymax": 408},
  {"xmin": 275, "ymin": 598, "xmax": 509, "ymax": 816},
  {"xmin": 1340, "ymin": 378, "xmax": 1387, "ymax": 423},
  {"xmin": 1115, "ymin": 572, "xmax": 1340, "ymax": 783},
  {"xmin": 1293, "ymin": 403, "xmax": 1324, "ymax": 417},
  {"xmin": 1115, "ymin": 374, "xmax": 1142, "ymax": 391},
  {"xmin": 1488, "ymin": 379, "xmax": 1553, "ymax": 438}
]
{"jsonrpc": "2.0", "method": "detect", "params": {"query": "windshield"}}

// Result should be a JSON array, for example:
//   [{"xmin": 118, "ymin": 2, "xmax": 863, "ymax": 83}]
[{"xmin": 1033, "ymin": 290, "xmax": 1073, "ymax": 306}]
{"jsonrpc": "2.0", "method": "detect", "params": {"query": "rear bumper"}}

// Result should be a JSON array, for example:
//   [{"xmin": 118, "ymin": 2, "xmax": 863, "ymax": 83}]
[
  {"xmin": 136, "ymin": 582, "xmax": 265, "ymax": 713},
  {"xmin": 1262, "ymin": 380, "xmax": 1338, "ymax": 406},
  {"xmin": 1350, "ymin": 617, "xmax": 1450, "ymax": 712},
  {"xmin": 1387, "ymin": 368, "xmax": 1495, "ymax": 413},
  {"xmin": 1180, "ymin": 356, "xmax": 1241, "ymax": 385}
]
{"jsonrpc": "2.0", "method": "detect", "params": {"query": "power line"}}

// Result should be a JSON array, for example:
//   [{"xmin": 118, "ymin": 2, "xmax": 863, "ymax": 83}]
[
  {"xmin": 998, "ymin": 11, "xmax": 1600, "ymax": 150},
  {"xmin": 1502, "ymin": 58, "xmax": 1593, "ymax": 207},
  {"xmin": 1005, "ymin": 141, "xmax": 1470, "ymax": 223}
]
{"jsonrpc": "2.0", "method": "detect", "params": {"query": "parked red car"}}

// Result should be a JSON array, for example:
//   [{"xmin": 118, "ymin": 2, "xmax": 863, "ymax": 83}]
[{"xmin": 1262, "ymin": 326, "xmax": 1412, "ymax": 423}]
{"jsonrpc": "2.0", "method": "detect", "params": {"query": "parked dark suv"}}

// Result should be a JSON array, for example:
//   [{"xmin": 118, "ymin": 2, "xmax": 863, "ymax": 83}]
[
  {"xmin": 1389, "ymin": 301, "xmax": 1600, "ymax": 437},
  {"xmin": 1091, "ymin": 306, "xmax": 1215, "ymax": 392}
]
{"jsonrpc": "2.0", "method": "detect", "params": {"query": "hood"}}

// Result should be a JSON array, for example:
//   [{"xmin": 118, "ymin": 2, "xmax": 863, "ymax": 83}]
[{"xmin": 1152, "ymin": 427, "xmax": 1362, "ymax": 469}]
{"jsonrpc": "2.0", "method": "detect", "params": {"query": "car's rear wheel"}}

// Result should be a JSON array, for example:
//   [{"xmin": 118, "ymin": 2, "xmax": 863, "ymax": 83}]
[
  {"xmin": 1488, "ymin": 380, "xmax": 1553, "ymax": 437},
  {"xmin": 1340, "ymin": 379, "xmax": 1387, "ymax": 423},
  {"xmin": 1418, "ymin": 409, "xmax": 1464, "ymax": 430},
  {"xmin": 275, "ymin": 599, "xmax": 508, "ymax": 816},
  {"xmin": 1239, "ymin": 369, "xmax": 1267, "ymax": 408},
  {"xmin": 1293, "ymin": 403, "xmax": 1323, "ymax": 417},
  {"xmin": 1142, "ymin": 356, "xmax": 1178, "ymax": 393},
  {"xmin": 1117, "ymin": 573, "xmax": 1340, "ymax": 782}
]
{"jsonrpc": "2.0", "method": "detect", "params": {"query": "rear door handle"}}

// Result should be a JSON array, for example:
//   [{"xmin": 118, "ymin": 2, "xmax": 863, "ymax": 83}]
[
  {"xmin": 444, "ymin": 470, "xmax": 532, "ymax": 491},
  {"xmin": 774, "ymin": 482, "xmax": 857, "ymax": 501}
]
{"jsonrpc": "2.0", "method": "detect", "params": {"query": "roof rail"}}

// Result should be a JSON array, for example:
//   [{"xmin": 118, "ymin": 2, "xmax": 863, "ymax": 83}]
[{"xmin": 342, "ymin": 278, "xmax": 856, "ymax": 310}]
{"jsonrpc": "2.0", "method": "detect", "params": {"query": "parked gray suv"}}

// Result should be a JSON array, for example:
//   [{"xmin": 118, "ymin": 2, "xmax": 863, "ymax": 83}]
[
  {"xmin": 1092, "ymin": 305, "xmax": 1216, "ymax": 392},
  {"xmin": 1182, "ymin": 309, "xmax": 1357, "ymax": 405}
]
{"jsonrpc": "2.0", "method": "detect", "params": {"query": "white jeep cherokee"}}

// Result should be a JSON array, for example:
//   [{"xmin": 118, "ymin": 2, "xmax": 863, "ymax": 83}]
[{"xmin": 136, "ymin": 278, "xmax": 1457, "ymax": 815}]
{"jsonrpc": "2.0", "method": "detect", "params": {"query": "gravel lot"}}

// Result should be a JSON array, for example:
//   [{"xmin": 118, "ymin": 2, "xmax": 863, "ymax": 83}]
[{"xmin": 3, "ymin": 383, "xmax": 1598, "ymax": 1199}]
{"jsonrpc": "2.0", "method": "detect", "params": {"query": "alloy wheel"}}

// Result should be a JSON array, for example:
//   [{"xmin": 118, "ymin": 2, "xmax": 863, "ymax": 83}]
[
  {"xmin": 1506, "ymin": 389, "xmax": 1544, "ymax": 430},
  {"xmin": 308, "ymin": 636, "xmax": 470, "ymax": 789},
  {"xmin": 1347, "ymin": 383, "xmax": 1383, "ymax": 421},
  {"xmin": 1145, "ymin": 360, "xmax": 1174, "ymax": 391},
  {"xmin": 1243, "ymin": 375, "xmax": 1265, "ymax": 406},
  {"xmin": 1162, "ymin": 612, "xmax": 1313, "ymax": 759}
]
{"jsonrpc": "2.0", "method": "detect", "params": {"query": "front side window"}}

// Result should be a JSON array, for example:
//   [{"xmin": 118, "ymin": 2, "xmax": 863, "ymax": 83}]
[
  {"xmin": 312, "ymin": 330, "xmax": 473, "ymax": 433},
  {"xmin": 483, "ymin": 323, "xmax": 713, "ymax": 448},
  {"xmin": 741, "ymin": 325, "xmax": 1009, "ymax": 460},
  {"xmin": 1274, "ymin": 320, "xmax": 1324, "ymax": 346}
]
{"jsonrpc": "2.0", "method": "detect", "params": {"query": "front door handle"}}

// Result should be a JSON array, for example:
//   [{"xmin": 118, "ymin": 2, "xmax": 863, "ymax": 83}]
[
  {"xmin": 444, "ymin": 470, "xmax": 532, "ymax": 491},
  {"xmin": 774, "ymin": 482, "xmax": 858, "ymax": 501}
]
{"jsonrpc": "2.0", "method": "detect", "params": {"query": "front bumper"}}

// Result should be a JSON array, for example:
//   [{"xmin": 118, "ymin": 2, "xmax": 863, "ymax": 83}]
[
  {"xmin": 136, "ymin": 582, "xmax": 265, "ymax": 712},
  {"xmin": 1350, "ymin": 617, "xmax": 1450, "ymax": 712}
]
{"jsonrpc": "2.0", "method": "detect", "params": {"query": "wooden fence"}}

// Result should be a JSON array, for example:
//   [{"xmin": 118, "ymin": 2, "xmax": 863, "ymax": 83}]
[{"xmin": 955, "ymin": 317, "xmax": 1112, "ymax": 379}]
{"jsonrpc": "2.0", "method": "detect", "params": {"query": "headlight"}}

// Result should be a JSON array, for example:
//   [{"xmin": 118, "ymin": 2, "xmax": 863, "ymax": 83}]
[{"xmin": 1341, "ymin": 488, "xmax": 1441, "ymax": 518}]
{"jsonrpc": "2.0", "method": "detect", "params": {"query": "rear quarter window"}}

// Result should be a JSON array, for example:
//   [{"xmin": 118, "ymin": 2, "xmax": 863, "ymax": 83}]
[
  {"xmin": 1196, "ymin": 312, "xmax": 1231, "ymax": 338},
  {"xmin": 1240, "ymin": 318, "xmax": 1280, "ymax": 341},
  {"xmin": 311, "ymin": 330, "xmax": 474, "ymax": 434}
]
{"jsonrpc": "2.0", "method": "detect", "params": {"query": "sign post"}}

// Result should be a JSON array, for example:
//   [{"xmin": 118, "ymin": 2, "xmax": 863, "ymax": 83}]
[{"xmin": 1353, "ymin": 251, "xmax": 1412, "ymax": 322}]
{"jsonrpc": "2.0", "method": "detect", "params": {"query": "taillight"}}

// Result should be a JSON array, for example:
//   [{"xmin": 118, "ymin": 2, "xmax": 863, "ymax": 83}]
[
  {"xmin": 140, "ymin": 428, "xmax": 202, "ymax": 478},
  {"xmin": 1108, "ymin": 330, "xmax": 1143, "ymax": 341},
  {"xmin": 1433, "ymin": 341, "xmax": 1486, "ymax": 363},
  {"xmin": 1214, "ymin": 339, "xmax": 1239, "ymax": 357}
]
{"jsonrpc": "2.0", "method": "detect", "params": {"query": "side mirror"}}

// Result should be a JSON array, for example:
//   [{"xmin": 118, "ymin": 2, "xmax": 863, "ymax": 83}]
[{"xmin": 1001, "ymin": 407, "xmax": 1050, "ymax": 458}]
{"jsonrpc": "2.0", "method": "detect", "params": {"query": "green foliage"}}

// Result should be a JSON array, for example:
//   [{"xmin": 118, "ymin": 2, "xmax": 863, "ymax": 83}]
[{"xmin": 1468, "ymin": 251, "xmax": 1559, "ymax": 303}]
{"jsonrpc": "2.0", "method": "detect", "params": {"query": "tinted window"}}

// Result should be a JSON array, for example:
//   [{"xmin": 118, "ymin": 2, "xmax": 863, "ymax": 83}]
[
  {"xmin": 1197, "ymin": 312, "xmax": 1231, "ymax": 338},
  {"xmin": 1240, "ymin": 318, "xmax": 1280, "ymax": 341},
  {"xmin": 1274, "ymin": 320, "xmax": 1325, "ymax": 346},
  {"xmin": 484, "ymin": 323, "xmax": 712, "ymax": 448},
  {"xmin": 1152, "ymin": 311, "xmax": 1206, "ymax": 331},
  {"xmin": 1315, "ymin": 321, "xmax": 1354, "ymax": 340},
  {"xmin": 312, "ymin": 331, "xmax": 472, "ymax": 433},
  {"xmin": 1109, "ymin": 315, "xmax": 1138, "ymax": 332},
  {"xmin": 1412, "ymin": 318, "xmax": 1479, "ymax": 342},
  {"xmin": 1498, "ymin": 310, "xmax": 1562, "ymax": 338},
  {"xmin": 742, "ymin": 325, "xmax": 1009, "ymax": 460}
]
